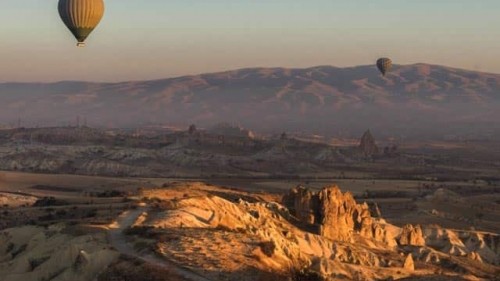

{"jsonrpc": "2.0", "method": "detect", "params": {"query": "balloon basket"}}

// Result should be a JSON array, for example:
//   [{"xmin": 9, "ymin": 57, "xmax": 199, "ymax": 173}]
[{"xmin": 77, "ymin": 42, "xmax": 86, "ymax": 47}]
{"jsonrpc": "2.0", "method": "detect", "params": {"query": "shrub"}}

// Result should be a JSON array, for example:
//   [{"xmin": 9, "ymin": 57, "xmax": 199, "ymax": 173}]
[
  {"xmin": 259, "ymin": 241, "xmax": 276, "ymax": 257},
  {"xmin": 289, "ymin": 268, "xmax": 324, "ymax": 281}
]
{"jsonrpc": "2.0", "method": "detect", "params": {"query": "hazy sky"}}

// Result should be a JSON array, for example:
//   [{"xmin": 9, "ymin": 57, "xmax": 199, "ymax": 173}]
[{"xmin": 1, "ymin": 0, "xmax": 500, "ymax": 82}]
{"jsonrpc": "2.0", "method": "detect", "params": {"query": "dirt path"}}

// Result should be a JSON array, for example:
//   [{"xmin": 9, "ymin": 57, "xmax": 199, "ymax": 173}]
[{"xmin": 107, "ymin": 208, "xmax": 213, "ymax": 281}]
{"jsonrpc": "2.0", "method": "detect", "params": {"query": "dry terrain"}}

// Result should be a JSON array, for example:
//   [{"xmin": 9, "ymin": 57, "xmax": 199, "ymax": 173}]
[
  {"xmin": 0, "ymin": 126, "xmax": 499, "ymax": 280},
  {"xmin": 0, "ymin": 176, "xmax": 498, "ymax": 281}
]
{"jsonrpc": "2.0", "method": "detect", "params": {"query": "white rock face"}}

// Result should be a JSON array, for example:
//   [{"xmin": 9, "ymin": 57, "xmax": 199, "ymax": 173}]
[{"xmin": 0, "ymin": 225, "xmax": 119, "ymax": 281}]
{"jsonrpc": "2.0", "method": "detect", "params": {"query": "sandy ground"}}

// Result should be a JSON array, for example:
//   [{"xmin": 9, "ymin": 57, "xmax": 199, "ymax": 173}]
[{"xmin": 107, "ymin": 209, "xmax": 211, "ymax": 281}]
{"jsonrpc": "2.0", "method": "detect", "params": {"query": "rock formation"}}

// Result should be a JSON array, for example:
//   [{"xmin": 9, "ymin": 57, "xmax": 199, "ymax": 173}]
[
  {"xmin": 359, "ymin": 130, "xmax": 379, "ymax": 157},
  {"xmin": 317, "ymin": 187, "xmax": 368, "ymax": 241},
  {"xmin": 286, "ymin": 186, "xmax": 318, "ymax": 224},
  {"xmin": 399, "ymin": 224, "xmax": 426, "ymax": 246},
  {"xmin": 280, "ymin": 132, "xmax": 288, "ymax": 141},
  {"xmin": 188, "ymin": 124, "xmax": 197, "ymax": 135},
  {"xmin": 403, "ymin": 254, "xmax": 415, "ymax": 271},
  {"xmin": 0, "ymin": 226, "xmax": 118, "ymax": 281},
  {"xmin": 283, "ymin": 185, "xmax": 396, "ymax": 245},
  {"xmin": 133, "ymin": 182, "xmax": 500, "ymax": 281},
  {"xmin": 370, "ymin": 202, "xmax": 382, "ymax": 218}
]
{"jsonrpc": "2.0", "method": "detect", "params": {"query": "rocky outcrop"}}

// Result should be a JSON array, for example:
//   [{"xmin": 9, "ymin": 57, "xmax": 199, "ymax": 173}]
[
  {"xmin": 284, "ymin": 186, "xmax": 500, "ymax": 265},
  {"xmin": 424, "ymin": 227, "xmax": 500, "ymax": 265},
  {"xmin": 399, "ymin": 224, "xmax": 426, "ymax": 246},
  {"xmin": 403, "ymin": 254, "xmax": 415, "ymax": 271},
  {"xmin": 284, "ymin": 186, "xmax": 396, "ymax": 245},
  {"xmin": 0, "ymin": 225, "xmax": 118, "ymax": 281},
  {"xmin": 285, "ymin": 186, "xmax": 318, "ymax": 224},
  {"xmin": 370, "ymin": 202, "xmax": 382, "ymax": 218},
  {"xmin": 331, "ymin": 244, "xmax": 383, "ymax": 267},
  {"xmin": 359, "ymin": 130, "xmax": 379, "ymax": 157},
  {"xmin": 318, "ymin": 187, "xmax": 368, "ymax": 241},
  {"xmin": 138, "ymin": 183, "xmax": 500, "ymax": 281},
  {"xmin": 372, "ymin": 224, "xmax": 399, "ymax": 248},
  {"xmin": 467, "ymin": 251, "xmax": 483, "ymax": 262},
  {"xmin": 423, "ymin": 251, "xmax": 441, "ymax": 264}
]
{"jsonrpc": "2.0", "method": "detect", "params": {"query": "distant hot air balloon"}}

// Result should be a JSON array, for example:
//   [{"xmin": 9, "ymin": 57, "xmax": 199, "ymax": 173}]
[
  {"xmin": 58, "ymin": 0, "xmax": 105, "ymax": 47},
  {"xmin": 376, "ymin": 58, "xmax": 392, "ymax": 76}
]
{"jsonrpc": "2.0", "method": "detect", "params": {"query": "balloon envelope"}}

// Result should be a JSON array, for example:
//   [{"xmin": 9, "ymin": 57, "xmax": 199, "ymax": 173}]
[
  {"xmin": 376, "ymin": 58, "xmax": 392, "ymax": 76},
  {"xmin": 58, "ymin": 0, "xmax": 105, "ymax": 46}
]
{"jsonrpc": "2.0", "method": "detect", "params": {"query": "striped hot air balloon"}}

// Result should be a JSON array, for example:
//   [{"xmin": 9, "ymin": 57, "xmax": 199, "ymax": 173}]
[
  {"xmin": 58, "ymin": 0, "xmax": 105, "ymax": 47},
  {"xmin": 376, "ymin": 58, "xmax": 392, "ymax": 76}
]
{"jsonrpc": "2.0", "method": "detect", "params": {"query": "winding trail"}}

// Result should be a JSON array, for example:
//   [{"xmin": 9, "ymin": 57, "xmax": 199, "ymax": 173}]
[{"xmin": 107, "ymin": 208, "xmax": 212, "ymax": 281}]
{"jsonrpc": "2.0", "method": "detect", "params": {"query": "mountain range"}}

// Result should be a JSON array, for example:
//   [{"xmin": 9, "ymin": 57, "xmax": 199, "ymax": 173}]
[{"xmin": 1, "ymin": 63, "xmax": 500, "ymax": 139}]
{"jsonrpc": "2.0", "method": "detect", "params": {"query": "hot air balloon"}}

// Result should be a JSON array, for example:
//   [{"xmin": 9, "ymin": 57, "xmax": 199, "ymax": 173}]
[
  {"xmin": 376, "ymin": 58, "xmax": 392, "ymax": 76},
  {"xmin": 58, "ymin": 0, "xmax": 105, "ymax": 47}
]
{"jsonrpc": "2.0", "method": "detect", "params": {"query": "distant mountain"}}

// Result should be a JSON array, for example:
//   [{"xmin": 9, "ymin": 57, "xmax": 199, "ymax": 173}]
[{"xmin": 1, "ymin": 64, "xmax": 500, "ymax": 138}]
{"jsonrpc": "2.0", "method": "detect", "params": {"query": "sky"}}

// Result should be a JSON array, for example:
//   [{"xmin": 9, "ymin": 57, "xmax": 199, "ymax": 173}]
[{"xmin": 1, "ymin": 0, "xmax": 500, "ymax": 82}]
